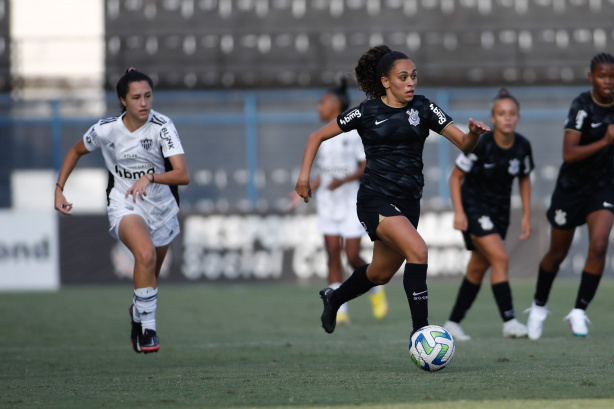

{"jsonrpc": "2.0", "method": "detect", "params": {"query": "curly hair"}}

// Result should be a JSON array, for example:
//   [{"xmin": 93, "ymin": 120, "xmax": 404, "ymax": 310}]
[
  {"xmin": 355, "ymin": 45, "xmax": 409, "ymax": 100},
  {"xmin": 590, "ymin": 52, "xmax": 614, "ymax": 73},
  {"xmin": 491, "ymin": 87, "xmax": 520, "ymax": 114}
]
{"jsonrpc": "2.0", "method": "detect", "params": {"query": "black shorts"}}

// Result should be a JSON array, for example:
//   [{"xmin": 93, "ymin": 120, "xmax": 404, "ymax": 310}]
[
  {"xmin": 356, "ymin": 188, "xmax": 420, "ymax": 242},
  {"xmin": 462, "ymin": 207, "xmax": 509, "ymax": 251},
  {"xmin": 546, "ymin": 184, "xmax": 614, "ymax": 229}
]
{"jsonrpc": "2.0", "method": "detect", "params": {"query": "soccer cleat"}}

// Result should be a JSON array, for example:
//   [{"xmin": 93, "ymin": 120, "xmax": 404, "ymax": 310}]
[
  {"xmin": 524, "ymin": 302, "xmax": 550, "ymax": 340},
  {"xmin": 502, "ymin": 318, "xmax": 528, "ymax": 338},
  {"xmin": 564, "ymin": 308, "xmax": 590, "ymax": 337},
  {"xmin": 336, "ymin": 311, "xmax": 350, "ymax": 325},
  {"xmin": 369, "ymin": 287, "xmax": 389, "ymax": 320},
  {"xmin": 443, "ymin": 320, "xmax": 471, "ymax": 341},
  {"xmin": 319, "ymin": 287, "xmax": 337, "ymax": 334},
  {"xmin": 140, "ymin": 329, "xmax": 160, "ymax": 353},
  {"xmin": 128, "ymin": 304, "xmax": 142, "ymax": 353}
]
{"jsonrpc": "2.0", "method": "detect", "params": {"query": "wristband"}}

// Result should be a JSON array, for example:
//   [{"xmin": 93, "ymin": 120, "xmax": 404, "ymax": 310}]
[{"xmin": 56, "ymin": 183, "xmax": 64, "ymax": 192}]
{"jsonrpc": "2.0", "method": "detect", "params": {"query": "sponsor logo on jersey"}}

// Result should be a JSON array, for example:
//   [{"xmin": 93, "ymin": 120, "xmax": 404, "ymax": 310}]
[
  {"xmin": 429, "ymin": 103, "xmax": 447, "ymax": 125},
  {"xmin": 339, "ymin": 109, "xmax": 361, "ymax": 125},
  {"xmin": 554, "ymin": 209, "xmax": 567, "ymax": 226},
  {"xmin": 508, "ymin": 158, "xmax": 520, "ymax": 175},
  {"xmin": 575, "ymin": 110, "xmax": 587, "ymax": 130},
  {"xmin": 484, "ymin": 163, "xmax": 496, "ymax": 168},
  {"xmin": 407, "ymin": 108, "xmax": 420, "ymax": 126},
  {"xmin": 115, "ymin": 165, "xmax": 155, "ymax": 180},
  {"xmin": 122, "ymin": 153, "xmax": 138, "ymax": 159},
  {"xmin": 390, "ymin": 203, "xmax": 401, "ymax": 213},
  {"xmin": 375, "ymin": 119, "xmax": 389, "ymax": 125},
  {"xmin": 591, "ymin": 122, "xmax": 602, "ymax": 128},
  {"xmin": 108, "ymin": 142, "xmax": 115, "ymax": 149},
  {"xmin": 603, "ymin": 201, "xmax": 614, "ymax": 208},
  {"xmin": 478, "ymin": 215, "xmax": 494, "ymax": 231},
  {"xmin": 141, "ymin": 138, "xmax": 152, "ymax": 151},
  {"xmin": 160, "ymin": 127, "xmax": 175, "ymax": 150},
  {"xmin": 150, "ymin": 115, "xmax": 167, "ymax": 126}
]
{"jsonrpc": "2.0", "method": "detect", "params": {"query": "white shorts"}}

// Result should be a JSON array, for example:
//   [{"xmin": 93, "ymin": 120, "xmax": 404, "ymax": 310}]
[
  {"xmin": 317, "ymin": 211, "xmax": 366, "ymax": 238},
  {"xmin": 108, "ymin": 206, "xmax": 180, "ymax": 247}
]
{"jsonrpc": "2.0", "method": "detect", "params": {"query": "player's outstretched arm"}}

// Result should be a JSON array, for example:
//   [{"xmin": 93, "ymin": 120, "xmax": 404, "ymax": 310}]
[
  {"xmin": 54, "ymin": 139, "xmax": 90, "ymax": 215},
  {"xmin": 295, "ymin": 121, "xmax": 342, "ymax": 203},
  {"xmin": 441, "ymin": 119, "xmax": 490, "ymax": 154}
]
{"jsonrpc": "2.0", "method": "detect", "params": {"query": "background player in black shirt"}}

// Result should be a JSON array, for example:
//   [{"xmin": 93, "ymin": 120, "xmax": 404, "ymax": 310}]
[
  {"xmin": 525, "ymin": 53, "xmax": 614, "ymax": 339},
  {"xmin": 295, "ymin": 45, "xmax": 489, "ymax": 340},
  {"xmin": 443, "ymin": 89, "xmax": 534, "ymax": 340}
]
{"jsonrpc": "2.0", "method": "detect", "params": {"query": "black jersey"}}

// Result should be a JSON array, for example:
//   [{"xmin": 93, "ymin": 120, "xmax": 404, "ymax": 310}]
[
  {"xmin": 555, "ymin": 90, "xmax": 614, "ymax": 192},
  {"xmin": 337, "ymin": 96, "xmax": 453, "ymax": 201},
  {"xmin": 456, "ymin": 131, "xmax": 534, "ymax": 216}
]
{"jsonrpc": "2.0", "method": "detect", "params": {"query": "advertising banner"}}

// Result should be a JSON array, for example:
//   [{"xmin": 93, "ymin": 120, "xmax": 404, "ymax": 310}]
[
  {"xmin": 56, "ymin": 206, "xmax": 592, "ymax": 285},
  {"xmin": 0, "ymin": 210, "xmax": 59, "ymax": 291}
]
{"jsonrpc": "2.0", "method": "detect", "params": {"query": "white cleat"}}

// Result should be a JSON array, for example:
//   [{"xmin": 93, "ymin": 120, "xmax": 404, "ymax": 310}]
[
  {"xmin": 563, "ymin": 308, "xmax": 591, "ymax": 337},
  {"xmin": 502, "ymin": 318, "xmax": 528, "ymax": 338},
  {"xmin": 443, "ymin": 320, "xmax": 471, "ymax": 341},
  {"xmin": 524, "ymin": 302, "xmax": 550, "ymax": 340}
]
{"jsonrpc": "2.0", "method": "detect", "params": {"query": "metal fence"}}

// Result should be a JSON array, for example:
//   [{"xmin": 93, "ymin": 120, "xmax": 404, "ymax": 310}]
[{"xmin": 0, "ymin": 86, "xmax": 586, "ymax": 212}]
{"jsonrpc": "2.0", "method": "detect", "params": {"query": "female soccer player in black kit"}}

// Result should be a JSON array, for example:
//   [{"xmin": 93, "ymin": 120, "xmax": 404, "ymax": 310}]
[
  {"xmin": 525, "ymin": 53, "xmax": 614, "ymax": 339},
  {"xmin": 443, "ymin": 88, "xmax": 534, "ymax": 341},
  {"xmin": 295, "ymin": 45, "xmax": 490, "ymax": 339}
]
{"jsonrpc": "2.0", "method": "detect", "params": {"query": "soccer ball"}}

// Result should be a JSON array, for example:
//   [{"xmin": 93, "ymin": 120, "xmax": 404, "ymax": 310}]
[{"xmin": 409, "ymin": 325, "xmax": 455, "ymax": 371}]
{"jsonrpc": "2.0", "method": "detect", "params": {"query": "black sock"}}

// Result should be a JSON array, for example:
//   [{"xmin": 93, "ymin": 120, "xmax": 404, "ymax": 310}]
[
  {"xmin": 403, "ymin": 263, "xmax": 429, "ymax": 331},
  {"xmin": 330, "ymin": 264, "xmax": 375, "ymax": 310},
  {"xmin": 448, "ymin": 278, "xmax": 481, "ymax": 323},
  {"xmin": 534, "ymin": 265, "xmax": 558, "ymax": 306},
  {"xmin": 574, "ymin": 271, "xmax": 602, "ymax": 310},
  {"xmin": 491, "ymin": 282, "xmax": 515, "ymax": 322}
]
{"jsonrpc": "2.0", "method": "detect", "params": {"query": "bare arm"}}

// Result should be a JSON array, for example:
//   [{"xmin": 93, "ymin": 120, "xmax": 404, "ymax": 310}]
[
  {"xmin": 449, "ymin": 167, "xmax": 467, "ymax": 231},
  {"xmin": 126, "ymin": 153, "xmax": 190, "ymax": 203},
  {"xmin": 54, "ymin": 139, "xmax": 90, "ymax": 215},
  {"xmin": 295, "ymin": 120, "xmax": 343, "ymax": 203},
  {"xmin": 518, "ymin": 174, "xmax": 532, "ymax": 240},
  {"xmin": 562, "ymin": 125, "xmax": 614, "ymax": 163},
  {"xmin": 441, "ymin": 119, "xmax": 490, "ymax": 154}
]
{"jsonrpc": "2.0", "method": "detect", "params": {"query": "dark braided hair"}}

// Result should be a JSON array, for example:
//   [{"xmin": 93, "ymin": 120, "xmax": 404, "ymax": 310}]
[
  {"xmin": 355, "ymin": 45, "xmax": 410, "ymax": 100},
  {"xmin": 116, "ymin": 67, "xmax": 154, "ymax": 113},
  {"xmin": 326, "ymin": 77, "xmax": 351, "ymax": 112},
  {"xmin": 590, "ymin": 53, "xmax": 614, "ymax": 73},
  {"xmin": 491, "ymin": 87, "xmax": 519, "ymax": 114}
]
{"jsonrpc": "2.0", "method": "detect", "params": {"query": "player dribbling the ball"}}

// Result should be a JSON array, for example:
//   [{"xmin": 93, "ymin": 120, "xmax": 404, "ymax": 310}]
[
  {"xmin": 54, "ymin": 68, "xmax": 190, "ymax": 353},
  {"xmin": 295, "ymin": 45, "xmax": 490, "ymax": 340}
]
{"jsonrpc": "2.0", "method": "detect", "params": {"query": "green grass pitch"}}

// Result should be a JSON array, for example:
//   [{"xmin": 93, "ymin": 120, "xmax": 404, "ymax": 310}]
[{"xmin": 1, "ymin": 279, "xmax": 613, "ymax": 409}]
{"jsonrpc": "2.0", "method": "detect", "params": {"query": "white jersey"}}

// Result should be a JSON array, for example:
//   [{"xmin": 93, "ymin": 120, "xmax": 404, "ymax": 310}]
[
  {"xmin": 315, "ymin": 129, "xmax": 366, "ymax": 220},
  {"xmin": 83, "ymin": 109, "xmax": 185, "ymax": 229}
]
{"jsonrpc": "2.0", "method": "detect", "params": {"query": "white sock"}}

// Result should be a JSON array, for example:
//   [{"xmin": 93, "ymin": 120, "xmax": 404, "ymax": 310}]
[
  {"xmin": 329, "ymin": 282, "xmax": 348, "ymax": 314},
  {"xmin": 134, "ymin": 287, "xmax": 158, "ymax": 333}
]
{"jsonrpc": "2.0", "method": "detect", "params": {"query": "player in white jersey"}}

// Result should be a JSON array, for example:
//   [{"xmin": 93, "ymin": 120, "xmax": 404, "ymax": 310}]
[
  {"xmin": 289, "ymin": 79, "xmax": 388, "ymax": 324},
  {"xmin": 54, "ymin": 68, "xmax": 190, "ymax": 353}
]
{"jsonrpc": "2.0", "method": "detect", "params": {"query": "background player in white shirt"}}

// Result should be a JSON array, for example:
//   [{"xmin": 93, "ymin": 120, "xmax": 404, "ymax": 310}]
[
  {"xmin": 54, "ymin": 68, "xmax": 190, "ymax": 353},
  {"xmin": 289, "ymin": 79, "xmax": 388, "ymax": 324}
]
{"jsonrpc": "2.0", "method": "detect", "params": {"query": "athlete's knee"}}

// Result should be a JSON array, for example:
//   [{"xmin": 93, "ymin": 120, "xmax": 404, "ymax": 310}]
[
  {"xmin": 405, "ymin": 245, "xmax": 428, "ymax": 264},
  {"xmin": 134, "ymin": 246, "xmax": 157, "ymax": 269},
  {"xmin": 489, "ymin": 250, "xmax": 508, "ymax": 268},
  {"xmin": 545, "ymin": 247, "xmax": 569, "ymax": 267},
  {"xmin": 588, "ymin": 237, "xmax": 609, "ymax": 259}
]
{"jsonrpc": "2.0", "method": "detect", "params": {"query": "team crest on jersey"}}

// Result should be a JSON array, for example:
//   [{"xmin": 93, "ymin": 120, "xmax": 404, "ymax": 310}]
[
  {"xmin": 508, "ymin": 158, "xmax": 520, "ymax": 175},
  {"xmin": 407, "ymin": 109, "xmax": 420, "ymax": 126},
  {"xmin": 478, "ymin": 215, "xmax": 494, "ymax": 231},
  {"xmin": 140, "ymin": 138, "xmax": 152, "ymax": 151},
  {"xmin": 554, "ymin": 209, "xmax": 567, "ymax": 226}
]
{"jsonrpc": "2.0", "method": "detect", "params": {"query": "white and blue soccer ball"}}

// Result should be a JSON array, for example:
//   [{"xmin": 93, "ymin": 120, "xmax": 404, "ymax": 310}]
[{"xmin": 409, "ymin": 325, "xmax": 455, "ymax": 372}]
